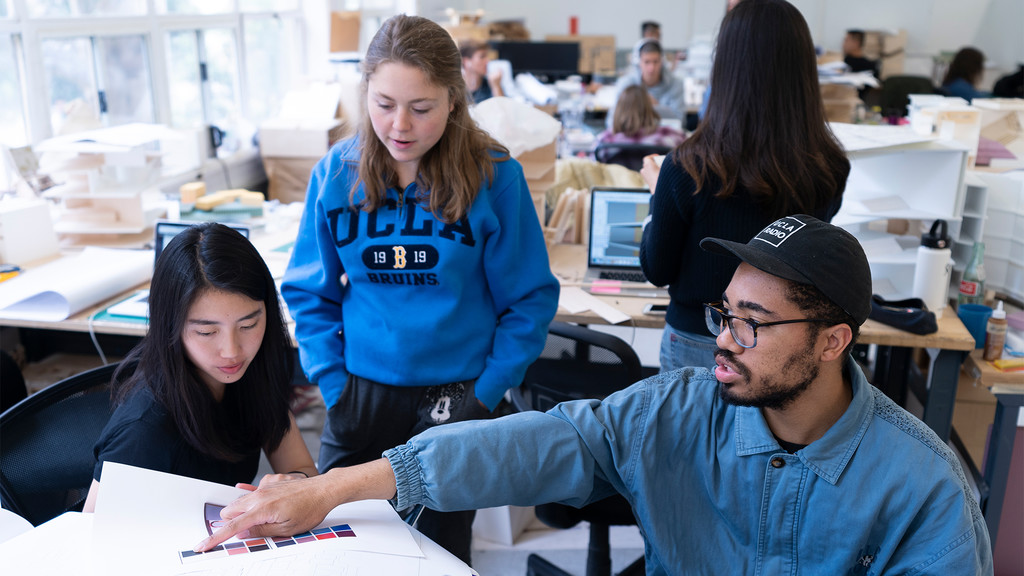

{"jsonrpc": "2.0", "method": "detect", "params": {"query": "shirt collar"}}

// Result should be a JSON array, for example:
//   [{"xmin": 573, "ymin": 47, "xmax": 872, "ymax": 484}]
[{"xmin": 733, "ymin": 358, "xmax": 874, "ymax": 484}]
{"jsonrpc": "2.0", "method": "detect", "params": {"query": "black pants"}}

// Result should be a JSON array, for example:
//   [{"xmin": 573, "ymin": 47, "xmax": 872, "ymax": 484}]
[{"xmin": 319, "ymin": 375, "xmax": 496, "ymax": 566}]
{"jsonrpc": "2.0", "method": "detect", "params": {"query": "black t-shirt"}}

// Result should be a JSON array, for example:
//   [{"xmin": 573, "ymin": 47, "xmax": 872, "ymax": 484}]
[
  {"xmin": 844, "ymin": 55, "xmax": 878, "ymax": 76},
  {"xmin": 92, "ymin": 387, "xmax": 260, "ymax": 486}
]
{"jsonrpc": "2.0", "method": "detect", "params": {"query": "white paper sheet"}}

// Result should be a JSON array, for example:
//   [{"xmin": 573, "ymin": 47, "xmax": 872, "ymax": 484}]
[
  {"xmin": 0, "ymin": 512, "xmax": 97, "ymax": 576},
  {"xmin": 830, "ymin": 123, "xmax": 936, "ymax": 152},
  {"xmin": 0, "ymin": 247, "xmax": 153, "ymax": 321},
  {"xmin": 559, "ymin": 287, "xmax": 631, "ymax": 325},
  {"xmin": 93, "ymin": 463, "xmax": 424, "ymax": 576}
]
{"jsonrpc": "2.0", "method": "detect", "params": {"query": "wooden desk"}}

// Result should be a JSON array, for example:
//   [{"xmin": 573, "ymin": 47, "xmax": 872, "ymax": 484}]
[
  {"xmin": 548, "ymin": 242, "xmax": 975, "ymax": 443},
  {"xmin": 964, "ymin": 350, "xmax": 1024, "ymax": 550},
  {"xmin": 0, "ymin": 215, "xmax": 301, "ymax": 345}
]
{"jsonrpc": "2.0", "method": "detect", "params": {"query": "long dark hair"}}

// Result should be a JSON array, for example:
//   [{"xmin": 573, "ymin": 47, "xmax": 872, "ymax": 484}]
[
  {"xmin": 679, "ymin": 0, "xmax": 849, "ymax": 218},
  {"xmin": 112, "ymin": 222, "xmax": 294, "ymax": 462},
  {"xmin": 355, "ymin": 14, "xmax": 509, "ymax": 223},
  {"xmin": 943, "ymin": 47, "xmax": 985, "ymax": 87}
]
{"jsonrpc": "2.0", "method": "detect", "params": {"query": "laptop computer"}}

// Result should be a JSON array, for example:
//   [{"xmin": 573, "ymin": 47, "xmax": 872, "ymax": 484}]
[
  {"xmin": 106, "ymin": 221, "xmax": 250, "ymax": 318},
  {"xmin": 583, "ymin": 187, "xmax": 667, "ymax": 297}
]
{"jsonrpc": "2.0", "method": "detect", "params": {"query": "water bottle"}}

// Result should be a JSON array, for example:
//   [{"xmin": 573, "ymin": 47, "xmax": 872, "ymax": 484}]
[
  {"xmin": 912, "ymin": 219, "xmax": 952, "ymax": 318},
  {"xmin": 958, "ymin": 241, "xmax": 987, "ymax": 307}
]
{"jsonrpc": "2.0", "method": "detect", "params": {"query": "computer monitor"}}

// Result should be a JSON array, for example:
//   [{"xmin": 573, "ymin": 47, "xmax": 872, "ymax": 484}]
[{"xmin": 490, "ymin": 41, "xmax": 580, "ymax": 83}]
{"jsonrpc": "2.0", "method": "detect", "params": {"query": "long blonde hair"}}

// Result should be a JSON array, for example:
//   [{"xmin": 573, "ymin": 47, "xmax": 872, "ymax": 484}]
[{"xmin": 354, "ymin": 14, "xmax": 509, "ymax": 223}]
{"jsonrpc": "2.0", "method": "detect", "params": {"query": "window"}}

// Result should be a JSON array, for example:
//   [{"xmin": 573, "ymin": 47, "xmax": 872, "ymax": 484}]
[
  {"xmin": 240, "ymin": 0, "xmax": 299, "ymax": 10},
  {"xmin": 40, "ymin": 34, "xmax": 154, "ymax": 135},
  {"xmin": 157, "ymin": 0, "xmax": 232, "ymax": 15},
  {"xmin": 0, "ymin": 34, "xmax": 26, "ymax": 146},
  {"xmin": 165, "ymin": 28, "xmax": 244, "ymax": 154},
  {"xmin": 26, "ymin": 0, "xmax": 146, "ymax": 17},
  {"xmin": 244, "ymin": 14, "xmax": 301, "ymax": 125},
  {"xmin": 8, "ymin": 1, "xmax": 305, "ymax": 149}
]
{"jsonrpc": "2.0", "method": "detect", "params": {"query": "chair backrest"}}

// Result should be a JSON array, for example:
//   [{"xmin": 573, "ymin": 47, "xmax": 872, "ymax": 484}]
[
  {"xmin": 0, "ymin": 363, "xmax": 118, "ymax": 526},
  {"xmin": 593, "ymin": 142, "xmax": 673, "ymax": 172},
  {"xmin": 879, "ymin": 75, "xmax": 938, "ymax": 117},
  {"xmin": 511, "ymin": 322, "xmax": 643, "ymax": 414}
]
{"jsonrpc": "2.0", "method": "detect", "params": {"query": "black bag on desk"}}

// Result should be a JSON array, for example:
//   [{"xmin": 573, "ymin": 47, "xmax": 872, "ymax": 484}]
[{"xmin": 869, "ymin": 295, "xmax": 938, "ymax": 335}]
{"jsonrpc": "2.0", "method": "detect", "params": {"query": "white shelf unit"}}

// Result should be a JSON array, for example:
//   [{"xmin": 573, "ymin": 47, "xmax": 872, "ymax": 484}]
[
  {"xmin": 835, "ymin": 139, "xmax": 971, "ymax": 301},
  {"xmin": 973, "ymin": 171, "xmax": 1024, "ymax": 303}
]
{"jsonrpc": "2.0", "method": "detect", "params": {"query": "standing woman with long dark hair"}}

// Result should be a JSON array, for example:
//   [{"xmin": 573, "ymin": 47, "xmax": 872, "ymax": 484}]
[
  {"xmin": 640, "ymin": 0, "xmax": 851, "ymax": 372},
  {"xmin": 85, "ymin": 223, "xmax": 317, "ymax": 512},
  {"xmin": 280, "ymin": 14, "xmax": 558, "ymax": 565}
]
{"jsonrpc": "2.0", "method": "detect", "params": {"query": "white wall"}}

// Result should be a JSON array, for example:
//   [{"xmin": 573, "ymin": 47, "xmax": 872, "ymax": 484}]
[{"xmin": 407, "ymin": 0, "xmax": 1024, "ymax": 80}]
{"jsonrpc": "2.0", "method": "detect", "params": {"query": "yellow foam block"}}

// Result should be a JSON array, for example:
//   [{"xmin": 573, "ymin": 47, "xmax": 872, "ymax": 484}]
[
  {"xmin": 179, "ymin": 181, "xmax": 207, "ymax": 204},
  {"xmin": 194, "ymin": 189, "xmax": 264, "ymax": 211}
]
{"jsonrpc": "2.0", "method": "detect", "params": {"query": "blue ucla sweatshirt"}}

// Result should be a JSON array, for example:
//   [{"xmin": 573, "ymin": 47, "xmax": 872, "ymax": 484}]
[{"xmin": 281, "ymin": 137, "xmax": 559, "ymax": 410}]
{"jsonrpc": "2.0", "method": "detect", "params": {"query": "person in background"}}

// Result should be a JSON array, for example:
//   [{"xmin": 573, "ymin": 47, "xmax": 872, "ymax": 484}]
[
  {"xmin": 279, "ymin": 14, "xmax": 559, "ymax": 566},
  {"xmin": 943, "ymin": 47, "xmax": 991, "ymax": 103},
  {"xmin": 84, "ymin": 222, "xmax": 317, "ymax": 513},
  {"xmin": 459, "ymin": 39, "xmax": 503, "ymax": 104},
  {"xmin": 992, "ymin": 63, "xmax": 1024, "ymax": 98},
  {"xmin": 197, "ymin": 215, "xmax": 993, "ymax": 576},
  {"xmin": 609, "ymin": 39, "xmax": 685, "ymax": 127},
  {"xmin": 842, "ymin": 29, "xmax": 879, "ymax": 76},
  {"xmin": 596, "ymin": 84, "xmax": 687, "ymax": 149},
  {"xmin": 638, "ymin": 0, "xmax": 849, "ymax": 372}
]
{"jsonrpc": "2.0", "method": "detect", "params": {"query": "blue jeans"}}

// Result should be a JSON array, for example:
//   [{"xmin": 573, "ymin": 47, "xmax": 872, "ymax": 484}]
[{"xmin": 659, "ymin": 323, "xmax": 718, "ymax": 372}]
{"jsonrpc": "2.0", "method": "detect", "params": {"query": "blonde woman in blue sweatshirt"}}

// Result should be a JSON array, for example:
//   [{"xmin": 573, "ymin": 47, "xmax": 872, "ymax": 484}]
[{"xmin": 280, "ymin": 15, "xmax": 559, "ymax": 565}]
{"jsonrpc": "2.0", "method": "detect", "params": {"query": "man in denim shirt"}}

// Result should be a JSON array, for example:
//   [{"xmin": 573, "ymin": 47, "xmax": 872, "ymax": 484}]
[{"xmin": 200, "ymin": 215, "xmax": 993, "ymax": 575}]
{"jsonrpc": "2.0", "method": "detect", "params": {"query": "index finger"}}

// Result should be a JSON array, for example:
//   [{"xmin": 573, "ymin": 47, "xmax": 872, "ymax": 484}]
[{"xmin": 193, "ymin": 506, "xmax": 264, "ymax": 552}]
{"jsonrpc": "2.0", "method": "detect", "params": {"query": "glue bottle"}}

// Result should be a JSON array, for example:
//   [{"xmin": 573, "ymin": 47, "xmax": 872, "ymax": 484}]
[{"xmin": 983, "ymin": 301, "xmax": 1007, "ymax": 362}]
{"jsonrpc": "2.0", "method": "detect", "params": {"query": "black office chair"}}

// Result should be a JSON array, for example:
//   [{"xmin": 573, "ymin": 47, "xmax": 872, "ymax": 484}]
[
  {"xmin": 510, "ymin": 322, "xmax": 645, "ymax": 576},
  {"xmin": 0, "ymin": 363, "xmax": 118, "ymax": 526},
  {"xmin": 593, "ymin": 142, "xmax": 673, "ymax": 172},
  {"xmin": 878, "ymin": 75, "xmax": 938, "ymax": 118}
]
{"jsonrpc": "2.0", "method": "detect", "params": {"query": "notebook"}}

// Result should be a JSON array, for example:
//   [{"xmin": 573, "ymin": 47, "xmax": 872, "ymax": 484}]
[
  {"xmin": 106, "ymin": 221, "xmax": 250, "ymax": 319},
  {"xmin": 583, "ymin": 187, "xmax": 667, "ymax": 297}
]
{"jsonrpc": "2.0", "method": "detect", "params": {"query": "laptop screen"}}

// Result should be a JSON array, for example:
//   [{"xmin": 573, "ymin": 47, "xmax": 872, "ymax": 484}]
[
  {"xmin": 587, "ymin": 187, "xmax": 652, "ymax": 269},
  {"xmin": 153, "ymin": 221, "xmax": 250, "ymax": 265}
]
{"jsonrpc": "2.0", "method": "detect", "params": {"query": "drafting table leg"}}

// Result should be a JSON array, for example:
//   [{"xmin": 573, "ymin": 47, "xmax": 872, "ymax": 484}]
[
  {"xmin": 921, "ymin": 348, "xmax": 968, "ymax": 442},
  {"xmin": 983, "ymin": 393, "xmax": 1023, "ymax": 551}
]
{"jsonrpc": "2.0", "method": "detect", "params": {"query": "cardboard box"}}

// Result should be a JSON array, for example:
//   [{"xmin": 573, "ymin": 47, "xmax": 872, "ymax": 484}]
[
  {"xmin": 545, "ymin": 35, "xmax": 617, "ymax": 76},
  {"xmin": 472, "ymin": 505, "xmax": 536, "ymax": 546},
  {"xmin": 445, "ymin": 23, "xmax": 489, "ymax": 44},
  {"xmin": 259, "ymin": 119, "xmax": 346, "ymax": 159},
  {"xmin": 820, "ymin": 83, "xmax": 858, "ymax": 101},
  {"xmin": 515, "ymin": 140, "xmax": 557, "ymax": 225},
  {"xmin": 863, "ymin": 29, "xmax": 907, "ymax": 80},
  {"xmin": 953, "ymin": 361, "xmax": 998, "ymax": 467},
  {"xmin": 823, "ymin": 99, "xmax": 860, "ymax": 123},
  {"xmin": 261, "ymin": 157, "xmax": 319, "ymax": 204},
  {"xmin": 974, "ymin": 98, "xmax": 1024, "ymax": 162},
  {"xmin": 330, "ymin": 11, "xmax": 360, "ymax": 53}
]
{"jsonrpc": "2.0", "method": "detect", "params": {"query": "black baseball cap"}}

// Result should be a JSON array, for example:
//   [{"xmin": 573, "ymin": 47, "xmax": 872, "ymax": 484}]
[{"xmin": 699, "ymin": 215, "xmax": 872, "ymax": 325}]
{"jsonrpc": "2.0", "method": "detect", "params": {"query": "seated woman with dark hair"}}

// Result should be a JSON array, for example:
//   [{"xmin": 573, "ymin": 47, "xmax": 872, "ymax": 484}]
[{"xmin": 942, "ymin": 47, "xmax": 991, "ymax": 102}]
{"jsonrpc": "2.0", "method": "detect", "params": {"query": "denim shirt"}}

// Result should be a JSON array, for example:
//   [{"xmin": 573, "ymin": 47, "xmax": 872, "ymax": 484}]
[{"xmin": 387, "ymin": 359, "xmax": 992, "ymax": 575}]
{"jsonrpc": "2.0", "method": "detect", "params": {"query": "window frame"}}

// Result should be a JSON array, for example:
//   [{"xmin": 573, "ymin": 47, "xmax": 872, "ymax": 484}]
[{"xmin": 3, "ymin": 1, "xmax": 306, "ymax": 148}]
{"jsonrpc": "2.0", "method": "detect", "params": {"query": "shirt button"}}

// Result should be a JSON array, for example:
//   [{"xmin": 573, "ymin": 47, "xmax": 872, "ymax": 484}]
[{"xmin": 770, "ymin": 457, "xmax": 785, "ymax": 468}]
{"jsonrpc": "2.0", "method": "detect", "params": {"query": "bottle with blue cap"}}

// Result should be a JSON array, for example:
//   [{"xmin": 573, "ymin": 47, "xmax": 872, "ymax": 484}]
[{"xmin": 912, "ymin": 219, "xmax": 952, "ymax": 318}]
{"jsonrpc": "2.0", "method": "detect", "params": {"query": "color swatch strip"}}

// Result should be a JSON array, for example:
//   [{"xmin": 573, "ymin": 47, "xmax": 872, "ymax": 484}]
[{"xmin": 179, "ymin": 524, "xmax": 356, "ymax": 563}]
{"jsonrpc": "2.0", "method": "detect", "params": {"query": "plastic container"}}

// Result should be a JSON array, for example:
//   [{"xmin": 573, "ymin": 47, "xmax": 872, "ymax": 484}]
[
  {"xmin": 912, "ymin": 219, "xmax": 952, "ymax": 318},
  {"xmin": 983, "ymin": 301, "xmax": 1007, "ymax": 361}
]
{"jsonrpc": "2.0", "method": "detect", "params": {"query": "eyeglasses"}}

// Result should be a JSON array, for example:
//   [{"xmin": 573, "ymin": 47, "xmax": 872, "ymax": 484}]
[{"xmin": 703, "ymin": 302, "xmax": 833, "ymax": 349}]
